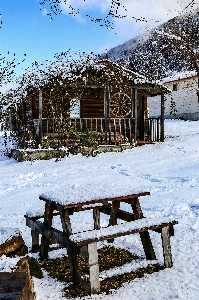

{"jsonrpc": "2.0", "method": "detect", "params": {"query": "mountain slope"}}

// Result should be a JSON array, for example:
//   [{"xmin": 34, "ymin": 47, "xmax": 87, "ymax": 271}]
[{"xmin": 107, "ymin": 10, "xmax": 199, "ymax": 80}]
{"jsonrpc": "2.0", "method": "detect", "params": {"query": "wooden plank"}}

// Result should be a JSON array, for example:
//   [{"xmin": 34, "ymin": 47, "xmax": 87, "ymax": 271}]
[
  {"xmin": 133, "ymin": 88, "xmax": 137, "ymax": 142},
  {"xmin": 129, "ymin": 118, "xmax": 132, "ymax": 142},
  {"xmin": 31, "ymin": 230, "xmax": 39, "ymax": 253},
  {"xmin": 131, "ymin": 199, "xmax": 156, "ymax": 260},
  {"xmin": 67, "ymin": 245, "xmax": 82, "ymax": 284},
  {"xmin": 38, "ymin": 89, "xmax": 43, "ymax": 144},
  {"xmin": 108, "ymin": 201, "xmax": 120, "ymax": 242},
  {"xmin": 161, "ymin": 226, "xmax": 173, "ymax": 268},
  {"xmin": 40, "ymin": 202, "xmax": 54, "ymax": 259},
  {"xmin": 93, "ymin": 207, "xmax": 100, "ymax": 230},
  {"xmin": 104, "ymin": 85, "xmax": 107, "ymax": 143},
  {"xmin": 70, "ymin": 221, "xmax": 178, "ymax": 247},
  {"xmin": 39, "ymin": 192, "xmax": 150, "ymax": 209},
  {"xmin": 131, "ymin": 199, "xmax": 144, "ymax": 219},
  {"xmin": 161, "ymin": 93, "xmax": 165, "ymax": 142},
  {"xmin": 130, "ymin": 87, "xmax": 134, "ymax": 118},
  {"xmin": 58, "ymin": 208, "xmax": 73, "ymax": 236},
  {"xmin": 109, "ymin": 201, "xmax": 120, "ymax": 226},
  {"xmin": 113, "ymin": 119, "xmax": 116, "ymax": 142},
  {"xmin": 25, "ymin": 211, "xmax": 60, "ymax": 221},
  {"xmin": 88, "ymin": 243, "xmax": 100, "ymax": 294},
  {"xmin": 26, "ymin": 218, "xmax": 69, "ymax": 248},
  {"xmin": 58, "ymin": 207, "xmax": 81, "ymax": 284},
  {"xmin": 100, "ymin": 206, "xmax": 135, "ymax": 222},
  {"xmin": 124, "ymin": 119, "xmax": 127, "ymax": 140},
  {"xmin": 139, "ymin": 231, "xmax": 156, "ymax": 260}
]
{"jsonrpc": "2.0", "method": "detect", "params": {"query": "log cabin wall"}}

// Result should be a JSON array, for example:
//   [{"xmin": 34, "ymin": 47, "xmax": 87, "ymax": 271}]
[
  {"xmin": 25, "ymin": 88, "xmax": 70, "ymax": 120},
  {"xmin": 80, "ymin": 88, "xmax": 104, "ymax": 118}
]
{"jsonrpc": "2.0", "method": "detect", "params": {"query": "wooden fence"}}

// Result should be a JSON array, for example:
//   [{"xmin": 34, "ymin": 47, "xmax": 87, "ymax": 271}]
[
  {"xmin": 32, "ymin": 117, "xmax": 163, "ymax": 145},
  {"xmin": 33, "ymin": 118, "xmax": 136, "ymax": 145},
  {"xmin": 145, "ymin": 117, "xmax": 162, "ymax": 142}
]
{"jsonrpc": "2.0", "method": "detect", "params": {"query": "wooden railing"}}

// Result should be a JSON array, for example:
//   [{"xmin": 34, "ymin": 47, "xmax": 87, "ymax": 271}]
[
  {"xmin": 33, "ymin": 117, "xmax": 163, "ymax": 145},
  {"xmin": 33, "ymin": 118, "xmax": 135, "ymax": 145},
  {"xmin": 145, "ymin": 117, "xmax": 162, "ymax": 142}
]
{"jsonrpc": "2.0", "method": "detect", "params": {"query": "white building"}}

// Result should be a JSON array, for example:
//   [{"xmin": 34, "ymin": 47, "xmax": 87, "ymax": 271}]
[{"xmin": 148, "ymin": 71, "xmax": 199, "ymax": 120}]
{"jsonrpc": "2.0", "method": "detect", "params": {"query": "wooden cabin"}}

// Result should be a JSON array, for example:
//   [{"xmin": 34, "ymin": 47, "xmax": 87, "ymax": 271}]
[{"xmin": 11, "ymin": 60, "xmax": 167, "ymax": 148}]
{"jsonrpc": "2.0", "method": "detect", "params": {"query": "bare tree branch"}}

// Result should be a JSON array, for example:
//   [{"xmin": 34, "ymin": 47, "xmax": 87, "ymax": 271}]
[{"xmin": 39, "ymin": 0, "xmax": 148, "ymax": 30}]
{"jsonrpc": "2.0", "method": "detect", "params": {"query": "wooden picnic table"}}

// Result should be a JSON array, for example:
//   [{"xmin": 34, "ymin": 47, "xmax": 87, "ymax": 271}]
[{"xmin": 25, "ymin": 186, "xmax": 178, "ymax": 294}]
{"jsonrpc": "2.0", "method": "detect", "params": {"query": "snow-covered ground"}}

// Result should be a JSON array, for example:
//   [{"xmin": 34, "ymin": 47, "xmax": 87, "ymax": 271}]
[{"xmin": 0, "ymin": 119, "xmax": 199, "ymax": 300}]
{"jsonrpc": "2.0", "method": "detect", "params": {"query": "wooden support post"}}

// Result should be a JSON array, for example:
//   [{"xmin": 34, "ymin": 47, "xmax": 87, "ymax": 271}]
[
  {"xmin": 58, "ymin": 208, "xmax": 73, "ymax": 236},
  {"xmin": 130, "ymin": 87, "xmax": 134, "ymax": 118},
  {"xmin": 31, "ymin": 230, "xmax": 39, "ymax": 252},
  {"xmin": 39, "ymin": 89, "xmax": 43, "ymax": 144},
  {"xmin": 9, "ymin": 112, "xmax": 13, "ymax": 132},
  {"xmin": 104, "ymin": 85, "xmax": 107, "ymax": 143},
  {"xmin": 133, "ymin": 88, "xmax": 138, "ymax": 143},
  {"xmin": 139, "ymin": 231, "xmax": 156, "ymax": 260},
  {"xmin": 59, "ymin": 207, "xmax": 81, "ymax": 284},
  {"xmin": 109, "ymin": 201, "xmax": 120, "ymax": 226},
  {"xmin": 88, "ymin": 243, "xmax": 100, "ymax": 294},
  {"xmin": 107, "ymin": 85, "xmax": 111, "ymax": 143},
  {"xmin": 161, "ymin": 226, "xmax": 173, "ymax": 268},
  {"xmin": 108, "ymin": 201, "xmax": 120, "ymax": 243},
  {"xmin": 131, "ymin": 199, "xmax": 144, "ymax": 219},
  {"xmin": 131, "ymin": 199, "xmax": 156, "ymax": 260},
  {"xmin": 40, "ymin": 202, "xmax": 54, "ymax": 259},
  {"xmin": 93, "ymin": 207, "xmax": 100, "ymax": 230},
  {"xmin": 160, "ymin": 92, "xmax": 165, "ymax": 142},
  {"xmin": 68, "ymin": 244, "xmax": 82, "ymax": 284}
]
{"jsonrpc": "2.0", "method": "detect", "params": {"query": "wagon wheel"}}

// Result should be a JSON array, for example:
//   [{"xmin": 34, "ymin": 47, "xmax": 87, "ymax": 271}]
[{"xmin": 110, "ymin": 92, "xmax": 131, "ymax": 117}]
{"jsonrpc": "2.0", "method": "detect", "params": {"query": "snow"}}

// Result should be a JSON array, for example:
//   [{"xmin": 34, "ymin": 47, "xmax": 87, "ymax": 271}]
[
  {"xmin": 0, "ymin": 119, "xmax": 199, "ymax": 299},
  {"xmin": 70, "ymin": 217, "xmax": 177, "ymax": 243},
  {"xmin": 0, "ymin": 227, "xmax": 21, "ymax": 244},
  {"xmin": 40, "ymin": 185, "xmax": 148, "ymax": 206},
  {"xmin": 163, "ymin": 70, "xmax": 197, "ymax": 83}
]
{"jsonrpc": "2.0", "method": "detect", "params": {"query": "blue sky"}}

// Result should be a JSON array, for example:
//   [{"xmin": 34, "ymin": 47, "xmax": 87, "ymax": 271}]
[{"xmin": 0, "ymin": 0, "xmax": 196, "ymax": 76}]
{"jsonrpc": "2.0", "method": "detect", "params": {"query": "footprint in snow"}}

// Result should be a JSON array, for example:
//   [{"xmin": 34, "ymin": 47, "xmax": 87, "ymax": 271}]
[
  {"xmin": 111, "ymin": 164, "xmax": 130, "ymax": 176},
  {"xmin": 141, "ymin": 174, "xmax": 162, "ymax": 183}
]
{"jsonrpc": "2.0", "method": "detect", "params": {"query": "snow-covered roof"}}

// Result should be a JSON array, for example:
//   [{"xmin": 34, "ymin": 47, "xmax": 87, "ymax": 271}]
[
  {"xmin": 97, "ymin": 60, "xmax": 169, "ymax": 95},
  {"xmin": 1, "ymin": 57, "xmax": 169, "ymax": 106},
  {"xmin": 163, "ymin": 70, "xmax": 197, "ymax": 83}
]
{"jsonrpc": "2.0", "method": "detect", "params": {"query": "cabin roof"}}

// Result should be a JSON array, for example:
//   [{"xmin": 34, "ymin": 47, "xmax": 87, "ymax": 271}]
[
  {"xmin": 163, "ymin": 71, "xmax": 197, "ymax": 84},
  {"xmin": 3, "ymin": 59, "xmax": 169, "ymax": 107}
]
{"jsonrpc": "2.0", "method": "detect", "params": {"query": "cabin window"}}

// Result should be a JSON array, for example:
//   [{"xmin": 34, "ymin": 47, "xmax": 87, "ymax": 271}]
[
  {"xmin": 173, "ymin": 84, "xmax": 178, "ymax": 91},
  {"xmin": 70, "ymin": 99, "xmax": 80, "ymax": 118}
]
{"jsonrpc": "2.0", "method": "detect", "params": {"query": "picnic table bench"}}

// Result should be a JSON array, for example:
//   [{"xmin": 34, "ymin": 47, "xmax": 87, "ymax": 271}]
[{"xmin": 25, "ymin": 185, "xmax": 178, "ymax": 294}]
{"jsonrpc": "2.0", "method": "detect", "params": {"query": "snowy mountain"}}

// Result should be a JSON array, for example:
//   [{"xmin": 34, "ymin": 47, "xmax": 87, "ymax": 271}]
[{"xmin": 106, "ymin": 10, "xmax": 199, "ymax": 80}]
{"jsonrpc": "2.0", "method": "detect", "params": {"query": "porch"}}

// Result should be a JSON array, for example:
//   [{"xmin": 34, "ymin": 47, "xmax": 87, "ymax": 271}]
[{"xmin": 33, "ymin": 116, "xmax": 163, "ymax": 147}]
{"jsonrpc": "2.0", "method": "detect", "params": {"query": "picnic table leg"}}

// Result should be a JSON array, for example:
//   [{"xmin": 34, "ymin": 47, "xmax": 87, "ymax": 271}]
[
  {"xmin": 40, "ymin": 202, "xmax": 54, "ymax": 259},
  {"xmin": 161, "ymin": 226, "xmax": 173, "ymax": 268},
  {"xmin": 131, "ymin": 199, "xmax": 156, "ymax": 260},
  {"xmin": 109, "ymin": 201, "xmax": 120, "ymax": 226},
  {"xmin": 88, "ymin": 243, "xmax": 100, "ymax": 294},
  {"xmin": 31, "ymin": 229, "xmax": 39, "ymax": 252},
  {"xmin": 58, "ymin": 207, "xmax": 82, "ymax": 284},
  {"xmin": 108, "ymin": 201, "xmax": 120, "ymax": 242},
  {"xmin": 67, "ymin": 244, "xmax": 82, "ymax": 284},
  {"xmin": 93, "ymin": 207, "xmax": 100, "ymax": 230}
]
